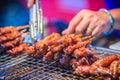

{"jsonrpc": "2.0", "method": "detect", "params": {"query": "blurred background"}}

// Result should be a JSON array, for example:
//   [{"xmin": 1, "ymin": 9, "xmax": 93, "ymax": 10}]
[{"xmin": 0, "ymin": 0, "xmax": 120, "ymax": 48}]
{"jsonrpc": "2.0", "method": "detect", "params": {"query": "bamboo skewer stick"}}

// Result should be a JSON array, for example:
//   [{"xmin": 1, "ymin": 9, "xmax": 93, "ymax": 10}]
[{"xmin": 16, "ymin": 25, "xmax": 29, "ymax": 30}]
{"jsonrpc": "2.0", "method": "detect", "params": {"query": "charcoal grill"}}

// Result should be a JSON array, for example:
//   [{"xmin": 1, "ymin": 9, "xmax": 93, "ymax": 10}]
[{"xmin": 0, "ymin": 46, "xmax": 120, "ymax": 80}]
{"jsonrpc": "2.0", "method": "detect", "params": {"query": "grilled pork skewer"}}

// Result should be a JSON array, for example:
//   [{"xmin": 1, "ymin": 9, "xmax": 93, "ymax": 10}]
[
  {"xmin": 74, "ymin": 55, "xmax": 119, "ymax": 79},
  {"xmin": 27, "ymin": 33, "xmax": 94, "ymax": 60},
  {"xmin": 0, "ymin": 26, "xmax": 29, "ymax": 56},
  {"xmin": 6, "ymin": 43, "xmax": 29, "ymax": 55},
  {"xmin": 1, "ymin": 37, "xmax": 25, "ymax": 48},
  {"xmin": 16, "ymin": 25, "xmax": 29, "ymax": 30},
  {"xmin": 0, "ymin": 29, "xmax": 28, "ymax": 44},
  {"xmin": 0, "ymin": 25, "xmax": 28, "ymax": 35}
]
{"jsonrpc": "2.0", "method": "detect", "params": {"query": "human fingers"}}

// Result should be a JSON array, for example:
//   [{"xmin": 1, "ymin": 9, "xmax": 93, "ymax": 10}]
[
  {"xmin": 85, "ymin": 19, "xmax": 97, "ymax": 35},
  {"xmin": 74, "ymin": 16, "xmax": 90, "ymax": 34},
  {"xmin": 86, "ymin": 27, "xmax": 93, "ymax": 35},
  {"xmin": 92, "ymin": 25, "xmax": 103, "ymax": 36},
  {"xmin": 62, "ymin": 29, "xmax": 68, "ymax": 35},
  {"xmin": 86, "ymin": 11, "xmax": 111, "ymax": 36},
  {"xmin": 62, "ymin": 11, "xmax": 83, "ymax": 35},
  {"xmin": 27, "ymin": 0, "xmax": 34, "ymax": 8},
  {"xmin": 91, "ymin": 17, "xmax": 111, "ymax": 36}
]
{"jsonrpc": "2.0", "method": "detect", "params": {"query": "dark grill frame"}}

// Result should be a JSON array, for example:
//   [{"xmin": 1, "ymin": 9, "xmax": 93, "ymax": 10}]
[{"xmin": 0, "ymin": 46, "xmax": 120, "ymax": 80}]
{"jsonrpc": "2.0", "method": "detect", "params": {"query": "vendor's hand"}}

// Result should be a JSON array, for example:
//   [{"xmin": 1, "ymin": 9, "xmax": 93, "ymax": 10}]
[
  {"xmin": 27, "ymin": 0, "xmax": 34, "ymax": 8},
  {"xmin": 62, "ymin": 9, "xmax": 111, "ymax": 36}
]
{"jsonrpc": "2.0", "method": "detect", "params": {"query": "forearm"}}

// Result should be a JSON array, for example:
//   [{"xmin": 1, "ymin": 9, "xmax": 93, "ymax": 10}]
[{"xmin": 110, "ymin": 8, "xmax": 120, "ymax": 30}]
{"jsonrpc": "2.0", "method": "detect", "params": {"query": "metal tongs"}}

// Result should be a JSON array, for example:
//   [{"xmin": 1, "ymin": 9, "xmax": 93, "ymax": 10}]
[{"xmin": 29, "ymin": 0, "xmax": 44, "ymax": 45}]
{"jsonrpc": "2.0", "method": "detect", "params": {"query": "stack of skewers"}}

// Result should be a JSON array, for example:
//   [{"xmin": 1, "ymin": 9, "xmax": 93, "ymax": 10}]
[
  {"xmin": 0, "ymin": 27, "xmax": 119, "ymax": 80},
  {"xmin": 0, "ymin": 26, "xmax": 29, "ymax": 56},
  {"xmin": 26, "ymin": 33, "xmax": 120, "ymax": 80}
]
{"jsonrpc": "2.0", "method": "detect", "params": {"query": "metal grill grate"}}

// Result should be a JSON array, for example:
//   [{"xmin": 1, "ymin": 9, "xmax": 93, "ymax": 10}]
[{"xmin": 0, "ymin": 46, "xmax": 120, "ymax": 80}]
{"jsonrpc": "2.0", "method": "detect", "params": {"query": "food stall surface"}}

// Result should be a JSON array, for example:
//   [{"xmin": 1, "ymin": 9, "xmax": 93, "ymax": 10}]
[{"xmin": 0, "ymin": 46, "xmax": 120, "ymax": 80}]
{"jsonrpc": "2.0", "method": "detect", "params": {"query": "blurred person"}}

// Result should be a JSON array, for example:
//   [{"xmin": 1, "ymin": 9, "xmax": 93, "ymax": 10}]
[
  {"xmin": 62, "ymin": 8, "xmax": 120, "ymax": 36},
  {"xmin": 62, "ymin": 0, "xmax": 120, "ymax": 37}
]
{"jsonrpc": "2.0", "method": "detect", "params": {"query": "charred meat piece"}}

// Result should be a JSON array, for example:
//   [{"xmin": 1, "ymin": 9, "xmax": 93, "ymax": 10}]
[
  {"xmin": 6, "ymin": 43, "xmax": 28, "ymax": 55},
  {"xmin": 1, "ymin": 37, "xmax": 24, "ymax": 48}
]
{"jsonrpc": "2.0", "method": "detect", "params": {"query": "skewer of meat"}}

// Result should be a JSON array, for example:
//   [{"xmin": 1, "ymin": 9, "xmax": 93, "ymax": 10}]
[
  {"xmin": 1, "ymin": 37, "xmax": 25, "ymax": 48},
  {"xmin": 63, "ymin": 40, "xmax": 91, "ymax": 55},
  {"xmin": 0, "ymin": 25, "xmax": 28, "ymax": 35},
  {"xmin": 0, "ymin": 29, "xmax": 27, "ymax": 44},
  {"xmin": 43, "ymin": 45, "xmax": 63, "ymax": 61},
  {"xmin": 74, "ymin": 55, "xmax": 119, "ymax": 78},
  {"xmin": 6, "ymin": 43, "xmax": 29, "ymax": 55},
  {"xmin": 91, "ymin": 54, "xmax": 118, "ymax": 68},
  {"xmin": 28, "ymin": 33, "xmax": 94, "ymax": 62}
]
